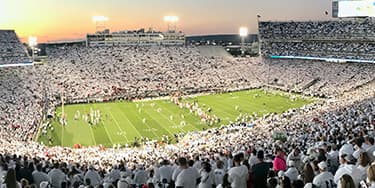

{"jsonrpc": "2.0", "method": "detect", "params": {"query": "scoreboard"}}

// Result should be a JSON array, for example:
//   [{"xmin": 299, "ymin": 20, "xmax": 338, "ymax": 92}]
[{"xmin": 334, "ymin": 0, "xmax": 375, "ymax": 17}]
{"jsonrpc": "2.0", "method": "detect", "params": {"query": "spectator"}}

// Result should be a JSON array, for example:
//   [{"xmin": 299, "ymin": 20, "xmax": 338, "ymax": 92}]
[
  {"xmin": 367, "ymin": 165, "xmax": 375, "ymax": 188},
  {"xmin": 228, "ymin": 154, "xmax": 248, "ymax": 188},
  {"xmin": 32, "ymin": 163, "xmax": 50, "ymax": 188},
  {"xmin": 303, "ymin": 163, "xmax": 315, "ymax": 185},
  {"xmin": 198, "ymin": 162, "xmax": 214, "ymax": 188},
  {"xmin": 175, "ymin": 157, "xmax": 200, "ymax": 188},
  {"xmin": 334, "ymin": 154, "xmax": 359, "ymax": 186},
  {"xmin": 274, "ymin": 148, "xmax": 287, "ymax": 172},
  {"xmin": 213, "ymin": 160, "xmax": 225, "ymax": 186},
  {"xmin": 252, "ymin": 150, "xmax": 270, "ymax": 188},
  {"xmin": 48, "ymin": 162, "xmax": 66, "ymax": 188},
  {"xmin": 3, "ymin": 169, "xmax": 21, "ymax": 188},
  {"xmin": 312, "ymin": 162, "xmax": 334, "ymax": 188},
  {"xmin": 285, "ymin": 161, "xmax": 299, "ymax": 182},
  {"xmin": 340, "ymin": 174, "xmax": 355, "ymax": 188}
]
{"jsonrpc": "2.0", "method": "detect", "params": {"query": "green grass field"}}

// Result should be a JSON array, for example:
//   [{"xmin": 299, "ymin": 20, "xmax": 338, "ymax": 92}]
[{"xmin": 38, "ymin": 89, "xmax": 314, "ymax": 147}]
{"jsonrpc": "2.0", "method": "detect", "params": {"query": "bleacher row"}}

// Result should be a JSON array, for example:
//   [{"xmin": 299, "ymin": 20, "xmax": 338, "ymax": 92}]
[
  {"xmin": 0, "ymin": 30, "xmax": 30, "ymax": 65},
  {"xmin": 259, "ymin": 18, "xmax": 375, "ymax": 61}
]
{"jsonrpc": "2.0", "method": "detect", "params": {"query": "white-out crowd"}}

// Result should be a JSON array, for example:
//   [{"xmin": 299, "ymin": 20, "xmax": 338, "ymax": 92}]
[
  {"xmin": 0, "ymin": 30, "xmax": 30, "ymax": 65},
  {"xmin": 259, "ymin": 18, "xmax": 375, "ymax": 61},
  {"xmin": 0, "ymin": 38, "xmax": 374, "ymax": 187}
]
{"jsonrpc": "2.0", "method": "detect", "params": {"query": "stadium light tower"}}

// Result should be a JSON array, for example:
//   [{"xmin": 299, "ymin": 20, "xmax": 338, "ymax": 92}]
[
  {"xmin": 239, "ymin": 27, "xmax": 248, "ymax": 56},
  {"xmin": 28, "ymin": 36, "xmax": 37, "ymax": 62},
  {"xmin": 92, "ymin": 15, "xmax": 109, "ymax": 32},
  {"xmin": 164, "ymin": 15, "xmax": 179, "ymax": 32},
  {"xmin": 257, "ymin": 14, "xmax": 262, "ymax": 57}
]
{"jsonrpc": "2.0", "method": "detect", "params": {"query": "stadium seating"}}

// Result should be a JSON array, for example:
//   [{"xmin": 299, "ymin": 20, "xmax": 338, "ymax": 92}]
[
  {"xmin": 0, "ymin": 30, "xmax": 30, "ymax": 64},
  {"xmin": 259, "ymin": 18, "xmax": 375, "ymax": 61},
  {"xmin": 0, "ymin": 27, "xmax": 374, "ymax": 187}
]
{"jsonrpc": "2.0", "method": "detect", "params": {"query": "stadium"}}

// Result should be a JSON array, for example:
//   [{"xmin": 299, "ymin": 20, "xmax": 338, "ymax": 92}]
[{"xmin": 0, "ymin": 0, "xmax": 375, "ymax": 188}]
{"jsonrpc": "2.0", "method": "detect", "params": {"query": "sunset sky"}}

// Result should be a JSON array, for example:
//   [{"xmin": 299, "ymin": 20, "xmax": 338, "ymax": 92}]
[{"xmin": 0, "ymin": 0, "xmax": 332, "ymax": 42}]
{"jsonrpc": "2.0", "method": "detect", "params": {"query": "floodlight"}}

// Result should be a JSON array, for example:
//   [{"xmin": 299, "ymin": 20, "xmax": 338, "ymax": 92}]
[
  {"xmin": 164, "ymin": 15, "xmax": 179, "ymax": 22},
  {"xmin": 239, "ymin": 27, "xmax": 248, "ymax": 37},
  {"xmin": 28, "ymin": 36, "xmax": 37, "ymax": 47},
  {"xmin": 92, "ymin": 15, "xmax": 109, "ymax": 22},
  {"xmin": 28, "ymin": 36, "xmax": 37, "ymax": 62}
]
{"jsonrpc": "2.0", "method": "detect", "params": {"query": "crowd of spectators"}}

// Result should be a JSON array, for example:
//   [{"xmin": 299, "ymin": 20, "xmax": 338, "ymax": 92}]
[
  {"xmin": 259, "ymin": 18, "xmax": 375, "ymax": 61},
  {"xmin": 0, "ymin": 42, "xmax": 374, "ymax": 187},
  {"xmin": 43, "ymin": 46, "xmax": 256, "ymax": 102},
  {"xmin": 261, "ymin": 42, "xmax": 375, "ymax": 61},
  {"xmin": 0, "ymin": 30, "xmax": 30, "ymax": 64},
  {"xmin": 259, "ymin": 19, "xmax": 375, "ymax": 40},
  {"xmin": 238, "ymin": 58, "xmax": 375, "ymax": 97}
]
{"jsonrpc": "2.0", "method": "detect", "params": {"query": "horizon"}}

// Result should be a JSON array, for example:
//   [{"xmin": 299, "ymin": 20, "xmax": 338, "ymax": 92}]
[{"xmin": 0, "ymin": 0, "xmax": 333, "ymax": 43}]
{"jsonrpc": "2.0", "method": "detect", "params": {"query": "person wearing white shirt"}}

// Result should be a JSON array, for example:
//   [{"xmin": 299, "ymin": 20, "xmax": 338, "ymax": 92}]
[
  {"xmin": 287, "ymin": 148, "xmax": 303, "ymax": 172},
  {"xmin": 47, "ymin": 163, "xmax": 67, "ymax": 188},
  {"xmin": 327, "ymin": 144, "xmax": 340, "ymax": 173},
  {"xmin": 175, "ymin": 157, "xmax": 200, "ymax": 188},
  {"xmin": 227, "ymin": 154, "xmax": 233, "ymax": 171},
  {"xmin": 214, "ymin": 160, "xmax": 225, "ymax": 186},
  {"xmin": 362, "ymin": 137, "xmax": 371, "ymax": 151},
  {"xmin": 365, "ymin": 137, "xmax": 375, "ymax": 162},
  {"xmin": 339, "ymin": 143, "xmax": 354, "ymax": 157},
  {"xmin": 172, "ymin": 165, "xmax": 183, "ymax": 183},
  {"xmin": 209, "ymin": 158, "xmax": 217, "ymax": 170},
  {"xmin": 108, "ymin": 165, "xmax": 120, "ymax": 183},
  {"xmin": 228, "ymin": 154, "xmax": 248, "ymax": 188},
  {"xmin": 312, "ymin": 162, "xmax": 334, "ymax": 188},
  {"xmin": 117, "ymin": 172, "xmax": 130, "ymax": 188},
  {"xmin": 102, "ymin": 176, "xmax": 113, "ymax": 188},
  {"xmin": 134, "ymin": 165, "xmax": 148, "ymax": 186},
  {"xmin": 198, "ymin": 162, "xmax": 214, "ymax": 188},
  {"xmin": 155, "ymin": 160, "xmax": 173, "ymax": 184},
  {"xmin": 285, "ymin": 161, "xmax": 299, "ymax": 182},
  {"xmin": 219, "ymin": 153, "xmax": 228, "ymax": 171},
  {"xmin": 334, "ymin": 154, "xmax": 360, "ymax": 187},
  {"xmin": 357, "ymin": 152, "xmax": 371, "ymax": 183},
  {"xmin": 353, "ymin": 139, "xmax": 365, "ymax": 160},
  {"xmin": 84, "ymin": 166, "xmax": 101, "ymax": 187},
  {"xmin": 248, "ymin": 149, "xmax": 259, "ymax": 169},
  {"xmin": 193, "ymin": 156, "xmax": 202, "ymax": 170},
  {"xmin": 328, "ymin": 145, "xmax": 339, "ymax": 160},
  {"xmin": 32, "ymin": 164, "xmax": 50, "ymax": 188}
]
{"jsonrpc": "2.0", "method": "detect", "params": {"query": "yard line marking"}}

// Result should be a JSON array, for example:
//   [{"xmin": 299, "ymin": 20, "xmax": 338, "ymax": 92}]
[
  {"xmin": 61, "ymin": 125, "xmax": 64, "ymax": 147},
  {"xmin": 156, "ymin": 102, "xmax": 187, "ymax": 133},
  {"xmin": 195, "ymin": 99, "xmax": 237, "ymax": 119},
  {"xmin": 160, "ymin": 101, "xmax": 209, "ymax": 131},
  {"xmin": 141, "ymin": 105, "xmax": 176, "ymax": 137},
  {"xmin": 78, "ymin": 105, "xmax": 98, "ymax": 146},
  {"xmin": 107, "ymin": 109, "xmax": 130, "ymax": 143},
  {"xmin": 86, "ymin": 105, "xmax": 97, "ymax": 146},
  {"xmin": 113, "ymin": 104, "xmax": 144, "ymax": 141},
  {"xmin": 101, "ymin": 119, "xmax": 115, "ymax": 145},
  {"xmin": 88, "ymin": 124, "xmax": 97, "ymax": 146},
  {"xmin": 118, "ymin": 103, "xmax": 159, "ymax": 139},
  {"xmin": 93, "ymin": 104, "xmax": 114, "ymax": 146}
]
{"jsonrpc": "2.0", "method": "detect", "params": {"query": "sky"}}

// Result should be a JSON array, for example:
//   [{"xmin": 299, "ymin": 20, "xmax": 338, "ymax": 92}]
[{"xmin": 0, "ymin": 0, "xmax": 332, "ymax": 42}]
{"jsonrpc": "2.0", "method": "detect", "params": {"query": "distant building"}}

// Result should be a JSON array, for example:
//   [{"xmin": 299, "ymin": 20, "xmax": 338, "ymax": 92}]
[
  {"xmin": 86, "ymin": 28, "xmax": 185, "ymax": 46},
  {"xmin": 186, "ymin": 34, "xmax": 258, "ymax": 46}
]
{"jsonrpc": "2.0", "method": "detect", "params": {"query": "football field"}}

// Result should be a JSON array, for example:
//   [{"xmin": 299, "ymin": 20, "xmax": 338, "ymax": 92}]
[{"xmin": 37, "ymin": 89, "xmax": 314, "ymax": 147}]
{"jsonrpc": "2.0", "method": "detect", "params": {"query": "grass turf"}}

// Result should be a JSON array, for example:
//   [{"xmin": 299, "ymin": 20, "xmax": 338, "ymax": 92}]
[{"xmin": 37, "ymin": 89, "xmax": 314, "ymax": 147}]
